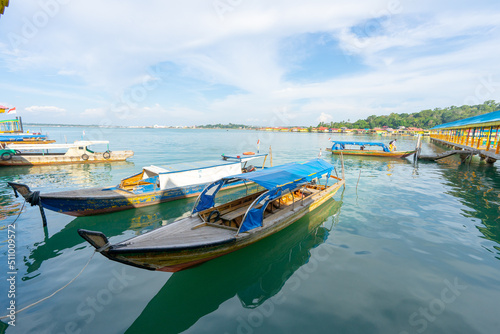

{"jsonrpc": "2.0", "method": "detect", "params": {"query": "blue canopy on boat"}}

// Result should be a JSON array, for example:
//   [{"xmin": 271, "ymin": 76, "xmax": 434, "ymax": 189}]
[
  {"xmin": 330, "ymin": 141, "xmax": 390, "ymax": 152},
  {"xmin": 193, "ymin": 159, "xmax": 335, "ymax": 233}
]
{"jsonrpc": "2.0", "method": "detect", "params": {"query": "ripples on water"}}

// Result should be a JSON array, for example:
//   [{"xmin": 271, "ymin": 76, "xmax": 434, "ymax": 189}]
[{"xmin": 0, "ymin": 128, "xmax": 499, "ymax": 334}]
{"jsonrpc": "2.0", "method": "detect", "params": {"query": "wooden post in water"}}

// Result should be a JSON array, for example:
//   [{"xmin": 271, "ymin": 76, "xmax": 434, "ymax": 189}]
[
  {"xmin": 414, "ymin": 134, "xmax": 422, "ymax": 161},
  {"xmin": 269, "ymin": 146, "xmax": 273, "ymax": 167},
  {"xmin": 340, "ymin": 152, "xmax": 345, "ymax": 189}
]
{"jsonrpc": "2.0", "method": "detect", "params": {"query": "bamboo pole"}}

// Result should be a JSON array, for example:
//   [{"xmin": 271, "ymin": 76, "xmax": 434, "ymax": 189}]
[
  {"xmin": 269, "ymin": 146, "xmax": 273, "ymax": 167},
  {"xmin": 340, "ymin": 152, "xmax": 345, "ymax": 189}
]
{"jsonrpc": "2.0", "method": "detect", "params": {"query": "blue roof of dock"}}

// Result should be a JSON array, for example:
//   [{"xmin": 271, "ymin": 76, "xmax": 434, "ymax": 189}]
[{"xmin": 431, "ymin": 110, "xmax": 500, "ymax": 130}]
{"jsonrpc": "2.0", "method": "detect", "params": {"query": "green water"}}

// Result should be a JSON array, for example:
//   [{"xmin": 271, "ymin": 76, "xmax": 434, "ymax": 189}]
[{"xmin": 0, "ymin": 128, "xmax": 499, "ymax": 334}]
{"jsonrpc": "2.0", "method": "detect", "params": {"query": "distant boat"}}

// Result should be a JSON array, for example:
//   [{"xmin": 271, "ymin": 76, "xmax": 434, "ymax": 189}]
[
  {"xmin": 1, "ymin": 140, "xmax": 133, "ymax": 166},
  {"xmin": 0, "ymin": 117, "xmax": 55, "ymax": 144},
  {"xmin": 326, "ymin": 140, "xmax": 415, "ymax": 158},
  {"xmin": 78, "ymin": 159, "xmax": 345, "ymax": 272},
  {"xmin": 7, "ymin": 153, "xmax": 268, "ymax": 217}
]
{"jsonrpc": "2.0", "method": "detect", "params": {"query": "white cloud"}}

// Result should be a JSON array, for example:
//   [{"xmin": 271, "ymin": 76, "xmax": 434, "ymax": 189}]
[
  {"xmin": 81, "ymin": 108, "xmax": 106, "ymax": 118},
  {"xmin": 318, "ymin": 112, "xmax": 333, "ymax": 123},
  {"xmin": 25, "ymin": 105, "xmax": 66, "ymax": 115}
]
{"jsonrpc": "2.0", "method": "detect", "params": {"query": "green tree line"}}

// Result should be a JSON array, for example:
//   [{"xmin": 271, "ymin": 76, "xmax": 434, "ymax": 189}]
[
  {"xmin": 196, "ymin": 123, "xmax": 251, "ymax": 129},
  {"xmin": 318, "ymin": 100, "xmax": 500, "ymax": 129}
]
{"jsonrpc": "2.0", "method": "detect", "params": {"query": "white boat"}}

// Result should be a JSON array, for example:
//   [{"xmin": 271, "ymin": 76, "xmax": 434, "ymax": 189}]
[{"xmin": 1, "ymin": 140, "xmax": 134, "ymax": 166}]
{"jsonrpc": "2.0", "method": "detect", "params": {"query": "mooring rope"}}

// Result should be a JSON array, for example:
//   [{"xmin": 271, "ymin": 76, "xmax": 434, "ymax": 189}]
[
  {"xmin": 8, "ymin": 198, "xmax": 26, "ymax": 227},
  {"xmin": 0, "ymin": 251, "xmax": 95, "ymax": 320}
]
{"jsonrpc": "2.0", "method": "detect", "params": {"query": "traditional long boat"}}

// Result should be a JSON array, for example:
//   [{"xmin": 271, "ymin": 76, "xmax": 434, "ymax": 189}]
[
  {"xmin": 1, "ymin": 140, "xmax": 133, "ymax": 166},
  {"xmin": 326, "ymin": 140, "xmax": 415, "ymax": 158},
  {"xmin": 78, "ymin": 159, "xmax": 345, "ymax": 272},
  {"xmin": 7, "ymin": 153, "xmax": 267, "ymax": 218}
]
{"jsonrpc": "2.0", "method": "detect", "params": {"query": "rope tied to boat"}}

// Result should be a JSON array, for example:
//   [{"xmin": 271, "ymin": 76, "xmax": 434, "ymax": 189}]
[
  {"xmin": 8, "ymin": 198, "xmax": 26, "ymax": 227},
  {"xmin": 27, "ymin": 191, "xmax": 41, "ymax": 206},
  {"xmin": 95, "ymin": 242, "xmax": 111, "ymax": 253},
  {"xmin": 0, "ymin": 251, "xmax": 95, "ymax": 320}
]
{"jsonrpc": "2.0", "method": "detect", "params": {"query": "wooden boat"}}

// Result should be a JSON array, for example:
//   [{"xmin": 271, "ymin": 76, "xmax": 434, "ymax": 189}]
[
  {"xmin": 326, "ymin": 140, "xmax": 415, "ymax": 158},
  {"xmin": 78, "ymin": 159, "xmax": 345, "ymax": 272},
  {"xmin": 1, "ymin": 140, "xmax": 133, "ymax": 166},
  {"xmin": 7, "ymin": 153, "xmax": 268, "ymax": 217}
]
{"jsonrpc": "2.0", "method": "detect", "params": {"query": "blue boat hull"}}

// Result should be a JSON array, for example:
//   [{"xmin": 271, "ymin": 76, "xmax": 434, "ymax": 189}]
[{"xmin": 40, "ymin": 182, "xmax": 252, "ymax": 217}]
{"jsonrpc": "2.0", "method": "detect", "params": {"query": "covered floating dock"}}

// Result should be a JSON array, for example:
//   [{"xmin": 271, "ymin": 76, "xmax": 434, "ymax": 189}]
[{"xmin": 429, "ymin": 110, "xmax": 500, "ymax": 164}]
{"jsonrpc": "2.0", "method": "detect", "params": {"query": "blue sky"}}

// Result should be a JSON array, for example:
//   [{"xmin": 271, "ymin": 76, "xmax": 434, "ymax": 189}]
[{"xmin": 1, "ymin": 0, "xmax": 500, "ymax": 126}]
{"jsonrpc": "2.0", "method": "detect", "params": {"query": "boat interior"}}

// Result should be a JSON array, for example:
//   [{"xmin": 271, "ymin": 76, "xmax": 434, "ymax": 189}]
[
  {"xmin": 118, "ymin": 170, "xmax": 157, "ymax": 192},
  {"xmin": 110, "ymin": 183, "xmax": 328, "ymax": 251},
  {"xmin": 194, "ymin": 183, "xmax": 326, "ymax": 232}
]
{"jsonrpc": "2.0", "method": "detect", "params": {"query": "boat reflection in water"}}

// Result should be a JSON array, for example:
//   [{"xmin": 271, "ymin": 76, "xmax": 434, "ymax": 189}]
[
  {"xmin": 22, "ymin": 198, "xmax": 196, "ymax": 278},
  {"xmin": 125, "ymin": 197, "xmax": 343, "ymax": 334}
]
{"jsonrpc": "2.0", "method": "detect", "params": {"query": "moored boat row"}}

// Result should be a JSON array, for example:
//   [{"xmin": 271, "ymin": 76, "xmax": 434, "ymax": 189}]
[
  {"xmin": 8, "ymin": 153, "xmax": 267, "ymax": 216},
  {"xmin": 6, "ymin": 134, "xmax": 419, "ymax": 273},
  {"xmin": 78, "ymin": 159, "xmax": 345, "ymax": 272}
]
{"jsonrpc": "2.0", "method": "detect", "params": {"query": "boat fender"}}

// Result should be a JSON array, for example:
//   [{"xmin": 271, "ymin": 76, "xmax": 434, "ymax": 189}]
[
  {"xmin": 207, "ymin": 210, "xmax": 220, "ymax": 223},
  {"xmin": 1, "ymin": 152, "xmax": 12, "ymax": 161},
  {"xmin": 81, "ymin": 153, "xmax": 89, "ymax": 161},
  {"xmin": 243, "ymin": 152, "xmax": 255, "ymax": 155},
  {"xmin": 103, "ymin": 151, "xmax": 111, "ymax": 159}
]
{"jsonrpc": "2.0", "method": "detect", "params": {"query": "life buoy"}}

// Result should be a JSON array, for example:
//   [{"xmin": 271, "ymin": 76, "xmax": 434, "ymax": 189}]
[
  {"xmin": 1, "ymin": 152, "xmax": 12, "ymax": 161},
  {"xmin": 81, "ymin": 154, "xmax": 89, "ymax": 161},
  {"xmin": 103, "ymin": 151, "xmax": 111, "ymax": 159},
  {"xmin": 243, "ymin": 152, "xmax": 255, "ymax": 155}
]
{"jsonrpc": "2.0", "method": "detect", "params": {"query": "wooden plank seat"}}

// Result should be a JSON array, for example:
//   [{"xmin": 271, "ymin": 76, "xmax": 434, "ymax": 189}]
[{"xmin": 220, "ymin": 205, "xmax": 252, "ymax": 222}]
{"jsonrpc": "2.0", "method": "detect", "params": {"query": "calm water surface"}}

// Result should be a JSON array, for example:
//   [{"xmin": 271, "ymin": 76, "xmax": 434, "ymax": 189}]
[{"xmin": 0, "ymin": 127, "xmax": 499, "ymax": 334}]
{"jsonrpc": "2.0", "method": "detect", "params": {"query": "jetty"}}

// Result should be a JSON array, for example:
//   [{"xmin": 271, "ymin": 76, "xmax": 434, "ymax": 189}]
[{"xmin": 427, "ymin": 110, "xmax": 500, "ymax": 164}]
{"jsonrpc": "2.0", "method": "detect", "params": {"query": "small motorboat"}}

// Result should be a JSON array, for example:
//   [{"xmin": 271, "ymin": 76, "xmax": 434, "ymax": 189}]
[{"xmin": 326, "ymin": 140, "xmax": 415, "ymax": 158}]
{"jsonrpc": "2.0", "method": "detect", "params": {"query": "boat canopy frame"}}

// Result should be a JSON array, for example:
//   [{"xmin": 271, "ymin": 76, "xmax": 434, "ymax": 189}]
[
  {"xmin": 192, "ymin": 159, "xmax": 335, "ymax": 234},
  {"xmin": 330, "ymin": 140, "xmax": 391, "ymax": 152}
]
